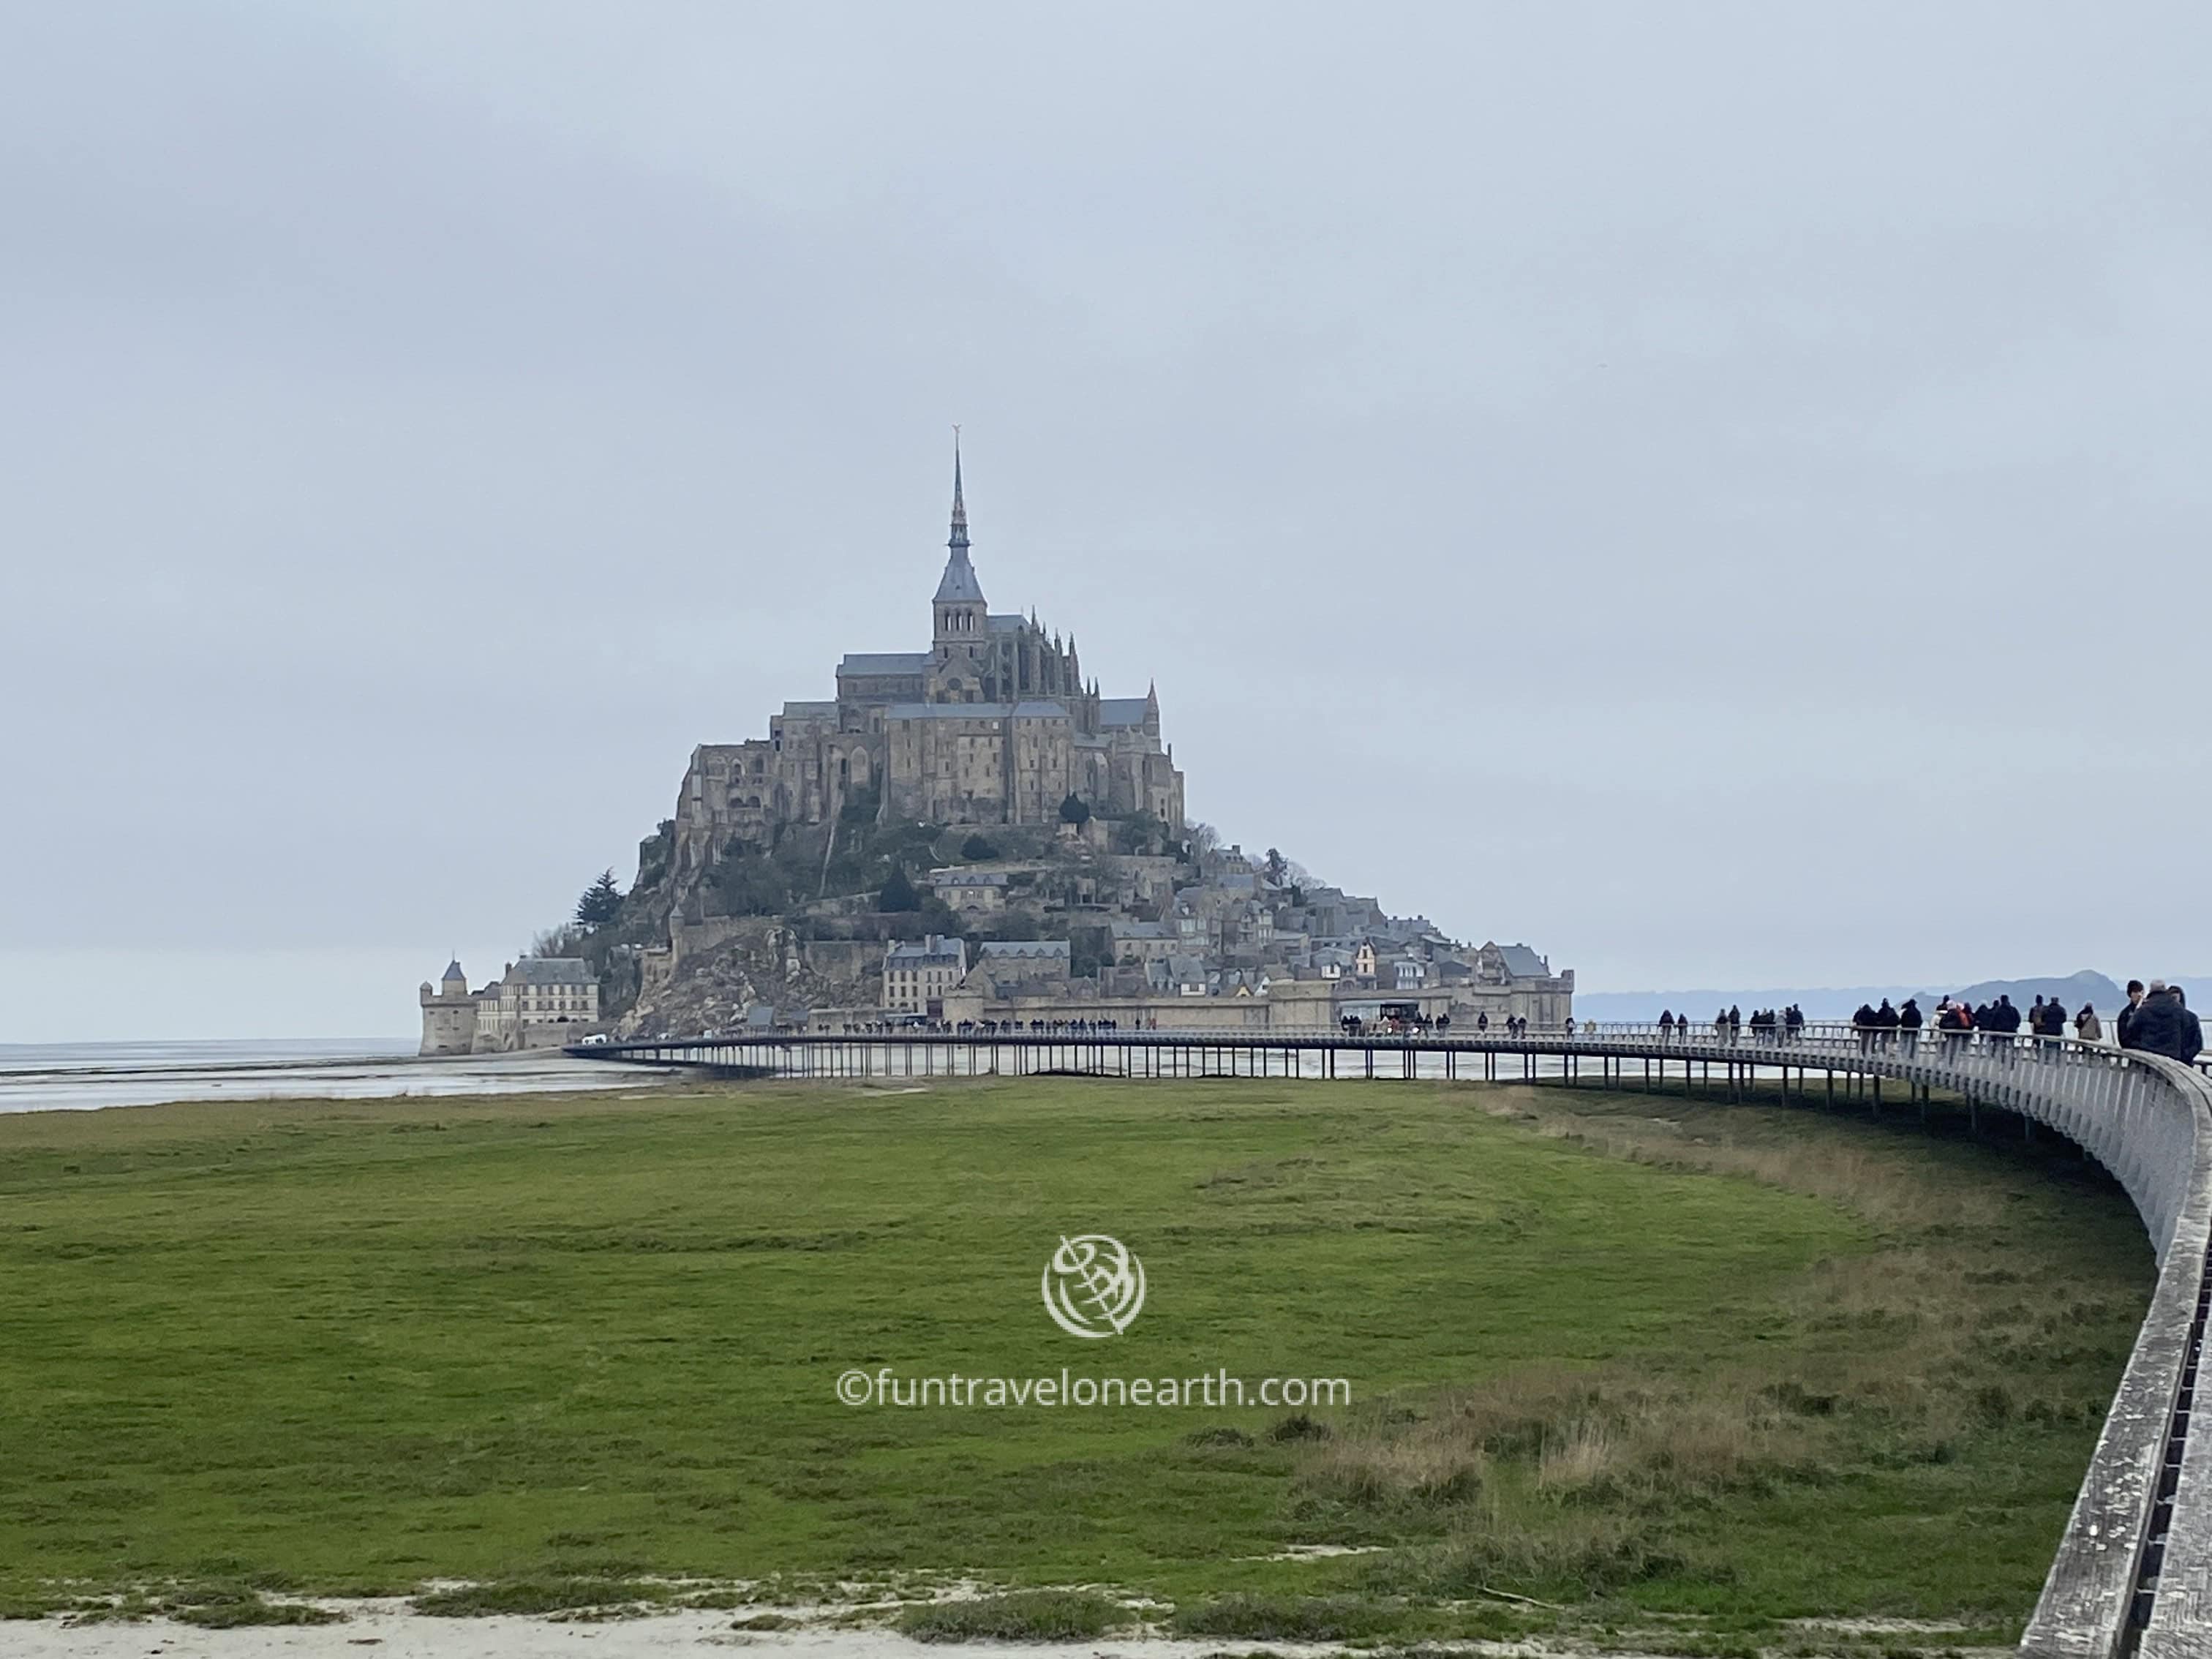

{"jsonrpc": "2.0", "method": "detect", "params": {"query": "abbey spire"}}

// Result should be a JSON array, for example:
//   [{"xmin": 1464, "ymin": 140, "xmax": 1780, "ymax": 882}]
[{"xmin": 933, "ymin": 433, "xmax": 985, "ymax": 606}]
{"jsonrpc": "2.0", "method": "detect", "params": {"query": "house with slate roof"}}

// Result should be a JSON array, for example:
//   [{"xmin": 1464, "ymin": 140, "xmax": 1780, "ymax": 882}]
[{"xmin": 418, "ymin": 957, "xmax": 601, "ymax": 1055}]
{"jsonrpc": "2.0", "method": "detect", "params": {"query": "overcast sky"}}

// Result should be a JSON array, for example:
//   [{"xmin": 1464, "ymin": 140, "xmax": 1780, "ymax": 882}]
[{"xmin": 4, "ymin": 2, "xmax": 2208, "ymax": 1042}]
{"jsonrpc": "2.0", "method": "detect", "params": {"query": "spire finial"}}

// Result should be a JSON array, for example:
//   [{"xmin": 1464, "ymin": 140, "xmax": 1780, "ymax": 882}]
[{"xmin": 949, "ymin": 425, "xmax": 967, "ymax": 545}]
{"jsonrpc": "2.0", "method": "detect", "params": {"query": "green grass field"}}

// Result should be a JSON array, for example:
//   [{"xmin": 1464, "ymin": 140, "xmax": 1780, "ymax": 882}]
[{"xmin": 0, "ymin": 1077, "xmax": 2153, "ymax": 1643}]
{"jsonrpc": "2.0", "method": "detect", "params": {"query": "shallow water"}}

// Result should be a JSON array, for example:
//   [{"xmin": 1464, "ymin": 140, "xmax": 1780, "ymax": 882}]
[{"xmin": 0, "ymin": 1038, "xmax": 666, "ymax": 1113}]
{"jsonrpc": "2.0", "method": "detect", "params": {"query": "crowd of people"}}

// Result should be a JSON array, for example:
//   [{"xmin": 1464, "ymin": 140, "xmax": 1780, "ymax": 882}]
[
  {"xmin": 1641, "ymin": 982, "xmax": 2202, "ymax": 1063},
  {"xmin": 1652, "ymin": 1006, "xmax": 1818, "ymax": 1041},
  {"xmin": 816, "ymin": 988, "xmax": 2204, "ymax": 1059},
  {"xmin": 828, "ymin": 1016, "xmax": 1160, "ymax": 1036}
]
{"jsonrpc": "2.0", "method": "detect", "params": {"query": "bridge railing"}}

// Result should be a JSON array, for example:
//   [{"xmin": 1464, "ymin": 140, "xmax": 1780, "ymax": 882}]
[{"xmin": 693, "ymin": 1020, "xmax": 2201, "ymax": 1066}]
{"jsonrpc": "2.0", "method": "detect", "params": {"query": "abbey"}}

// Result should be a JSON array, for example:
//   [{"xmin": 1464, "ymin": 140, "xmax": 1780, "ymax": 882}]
[{"xmin": 670, "ymin": 453, "xmax": 1185, "ymax": 880}]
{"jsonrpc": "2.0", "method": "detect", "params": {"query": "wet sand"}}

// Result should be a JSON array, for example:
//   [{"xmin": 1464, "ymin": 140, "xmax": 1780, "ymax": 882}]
[{"xmin": 0, "ymin": 1609, "xmax": 1340, "ymax": 1659}]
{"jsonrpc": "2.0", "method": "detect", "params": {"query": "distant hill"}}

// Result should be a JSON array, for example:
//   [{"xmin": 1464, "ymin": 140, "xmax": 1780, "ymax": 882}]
[
  {"xmin": 1945, "ymin": 971, "xmax": 2121, "ymax": 1012},
  {"xmin": 1578, "ymin": 970, "xmax": 2126, "ymax": 1023}
]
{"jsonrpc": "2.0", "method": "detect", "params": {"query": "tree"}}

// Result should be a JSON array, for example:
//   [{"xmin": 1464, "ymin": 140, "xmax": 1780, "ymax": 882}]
[
  {"xmin": 961, "ymin": 833, "xmax": 999, "ymax": 862},
  {"xmin": 527, "ymin": 923, "xmax": 587, "ymax": 959},
  {"xmin": 575, "ymin": 868, "xmax": 624, "ymax": 928},
  {"xmin": 879, "ymin": 865, "xmax": 921, "ymax": 913},
  {"xmin": 1069, "ymin": 924, "xmax": 1110, "ymax": 979},
  {"xmin": 1058, "ymin": 792, "xmax": 1091, "ymax": 826},
  {"xmin": 1263, "ymin": 848, "xmax": 1288, "ymax": 887}
]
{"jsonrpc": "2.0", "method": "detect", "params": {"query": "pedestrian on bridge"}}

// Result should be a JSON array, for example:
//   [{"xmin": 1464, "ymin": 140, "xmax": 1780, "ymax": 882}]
[
  {"xmin": 1987, "ymin": 995, "xmax": 2023, "ymax": 1061},
  {"xmin": 2121, "ymin": 982, "xmax": 2203, "ymax": 1065},
  {"xmin": 1938, "ymin": 998, "xmax": 1972, "ymax": 1056},
  {"xmin": 1658, "ymin": 1009, "xmax": 1674, "ymax": 1038},
  {"xmin": 2117, "ymin": 980, "xmax": 2148, "ymax": 1049},
  {"xmin": 2074, "ymin": 1003, "xmax": 2103, "ymax": 1042}
]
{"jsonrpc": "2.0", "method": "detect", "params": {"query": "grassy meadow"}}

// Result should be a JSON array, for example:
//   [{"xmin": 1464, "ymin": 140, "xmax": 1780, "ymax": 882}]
[{"xmin": 0, "ymin": 1075, "xmax": 2153, "ymax": 1643}]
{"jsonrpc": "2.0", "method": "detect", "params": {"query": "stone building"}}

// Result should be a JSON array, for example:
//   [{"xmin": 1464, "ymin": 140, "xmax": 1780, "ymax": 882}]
[
  {"xmin": 883, "ymin": 934, "xmax": 968, "ymax": 1016},
  {"xmin": 418, "ymin": 958, "xmax": 601, "ymax": 1055},
  {"xmin": 930, "ymin": 869, "xmax": 1008, "ymax": 914},
  {"xmin": 670, "ymin": 448, "xmax": 1184, "ymax": 882},
  {"xmin": 970, "ymin": 939, "xmax": 1072, "ymax": 995}
]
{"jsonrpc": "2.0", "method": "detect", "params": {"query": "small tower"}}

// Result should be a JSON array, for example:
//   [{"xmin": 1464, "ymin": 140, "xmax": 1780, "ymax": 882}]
[{"xmin": 418, "ymin": 958, "xmax": 479, "ymax": 1056}]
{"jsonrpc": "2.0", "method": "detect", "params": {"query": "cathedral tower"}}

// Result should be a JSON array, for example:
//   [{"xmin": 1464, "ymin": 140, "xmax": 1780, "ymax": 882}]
[{"xmin": 930, "ymin": 440, "xmax": 989, "ymax": 702}]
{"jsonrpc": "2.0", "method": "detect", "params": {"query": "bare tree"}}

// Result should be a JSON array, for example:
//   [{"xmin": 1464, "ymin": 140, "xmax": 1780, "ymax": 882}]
[{"xmin": 527, "ymin": 923, "xmax": 587, "ymax": 958}]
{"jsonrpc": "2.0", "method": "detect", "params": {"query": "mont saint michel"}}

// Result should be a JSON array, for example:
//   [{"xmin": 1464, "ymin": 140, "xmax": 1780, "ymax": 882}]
[
  {"xmin": 421, "ymin": 452, "xmax": 1570, "ymax": 1052},
  {"xmin": 669, "ymin": 445, "xmax": 1186, "ymax": 874}
]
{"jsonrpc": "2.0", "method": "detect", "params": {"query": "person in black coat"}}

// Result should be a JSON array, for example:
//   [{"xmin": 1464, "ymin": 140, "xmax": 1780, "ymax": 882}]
[
  {"xmin": 2126, "ymin": 983, "xmax": 2204, "ymax": 1064},
  {"xmin": 2117, "ymin": 980, "xmax": 2147, "ymax": 1049}
]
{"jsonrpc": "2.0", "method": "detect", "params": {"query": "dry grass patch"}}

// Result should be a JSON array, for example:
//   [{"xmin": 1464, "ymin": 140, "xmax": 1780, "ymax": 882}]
[
  {"xmin": 1499, "ymin": 1104, "xmax": 2003, "ymax": 1233},
  {"xmin": 1309, "ymin": 1369, "xmax": 1815, "ymax": 1518}
]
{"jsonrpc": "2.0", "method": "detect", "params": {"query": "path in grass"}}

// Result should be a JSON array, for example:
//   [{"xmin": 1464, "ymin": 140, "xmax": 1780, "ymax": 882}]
[{"xmin": 0, "ymin": 1077, "xmax": 2151, "ymax": 1640}]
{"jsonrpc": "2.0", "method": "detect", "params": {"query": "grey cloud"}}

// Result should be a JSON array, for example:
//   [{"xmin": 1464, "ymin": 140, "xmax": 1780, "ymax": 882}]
[{"xmin": 2, "ymin": 1, "xmax": 2208, "ymax": 1034}]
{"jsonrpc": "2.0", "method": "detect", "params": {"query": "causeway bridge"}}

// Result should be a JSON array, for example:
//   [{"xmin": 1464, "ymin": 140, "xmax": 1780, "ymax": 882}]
[{"xmin": 572, "ymin": 1022, "xmax": 2212, "ymax": 1656}]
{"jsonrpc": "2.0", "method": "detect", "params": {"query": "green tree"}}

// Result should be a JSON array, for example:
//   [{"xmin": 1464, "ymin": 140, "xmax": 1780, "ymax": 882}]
[
  {"xmin": 1058, "ymin": 792, "xmax": 1091, "ymax": 826},
  {"xmin": 886, "ymin": 898, "xmax": 962, "ymax": 941},
  {"xmin": 574, "ymin": 868, "xmax": 624, "ymax": 927},
  {"xmin": 960, "ymin": 833, "xmax": 999, "ymax": 861},
  {"xmin": 1263, "ymin": 848, "xmax": 1288, "ymax": 887},
  {"xmin": 1069, "ymin": 925, "xmax": 1109, "ymax": 979},
  {"xmin": 879, "ymin": 866, "xmax": 921, "ymax": 913}
]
